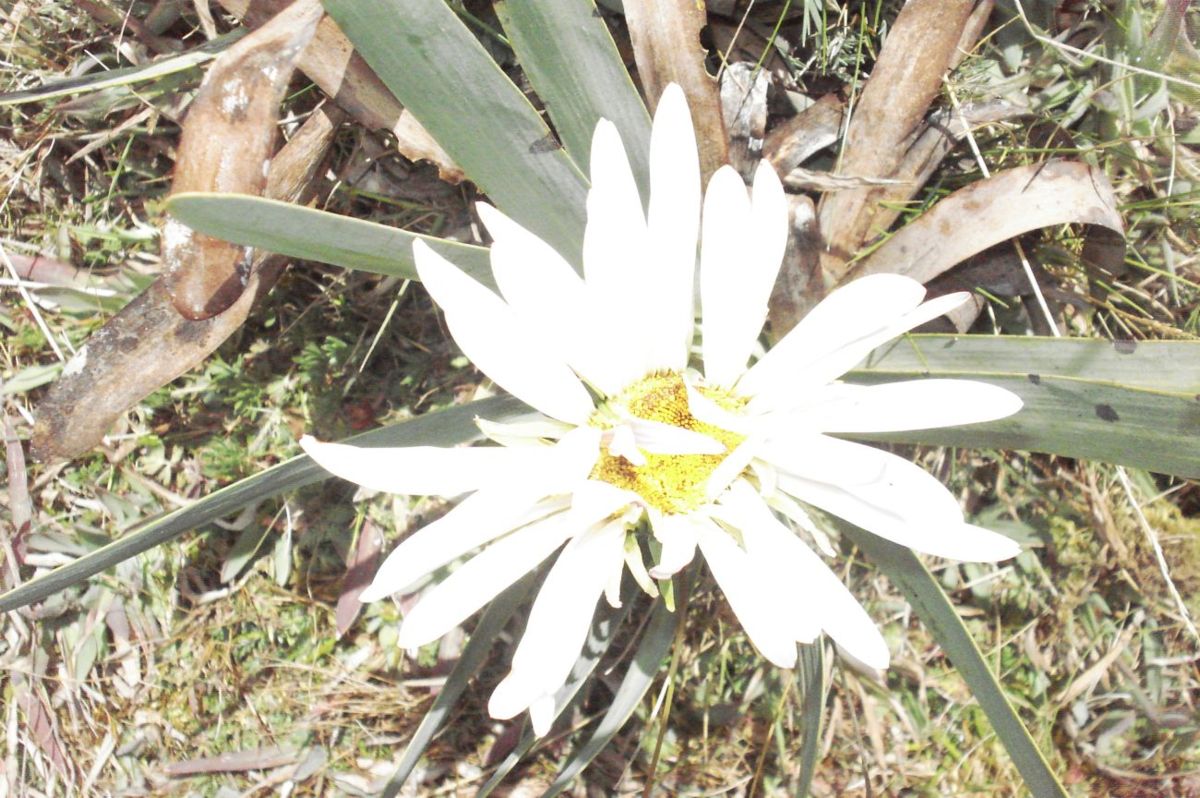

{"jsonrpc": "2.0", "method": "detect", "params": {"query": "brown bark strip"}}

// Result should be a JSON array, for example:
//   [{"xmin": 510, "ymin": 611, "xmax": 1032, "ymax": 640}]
[
  {"xmin": 31, "ymin": 106, "xmax": 343, "ymax": 462},
  {"xmin": 622, "ymin": 0, "xmax": 728, "ymax": 183},
  {"xmin": 217, "ymin": 0, "xmax": 462, "ymax": 183},
  {"xmin": 163, "ymin": 0, "xmax": 322, "ymax": 320},
  {"xmin": 815, "ymin": 0, "xmax": 978, "ymax": 282}
]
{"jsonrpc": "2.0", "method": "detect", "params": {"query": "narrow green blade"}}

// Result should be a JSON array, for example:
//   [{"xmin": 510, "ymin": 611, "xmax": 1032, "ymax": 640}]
[
  {"xmin": 795, "ymin": 642, "xmax": 826, "ymax": 798},
  {"xmin": 0, "ymin": 395, "xmax": 526, "ymax": 613},
  {"xmin": 853, "ymin": 335, "xmax": 1200, "ymax": 477},
  {"xmin": 167, "ymin": 193, "xmax": 495, "ymax": 289},
  {"xmin": 541, "ymin": 592, "xmax": 680, "ymax": 797},
  {"xmin": 476, "ymin": 589, "xmax": 635, "ymax": 797},
  {"xmin": 847, "ymin": 527, "xmax": 1067, "ymax": 798},
  {"xmin": 322, "ymin": 0, "xmax": 589, "ymax": 262},
  {"xmin": 495, "ymin": 0, "xmax": 650, "ymax": 195},
  {"xmin": 383, "ymin": 571, "xmax": 538, "ymax": 798}
]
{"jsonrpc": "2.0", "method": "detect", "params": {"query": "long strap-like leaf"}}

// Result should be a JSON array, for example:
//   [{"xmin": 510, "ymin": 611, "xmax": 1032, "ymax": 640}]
[
  {"xmin": 0, "ymin": 395, "xmax": 526, "ymax": 614},
  {"xmin": 495, "ymin": 0, "xmax": 651, "ymax": 198},
  {"xmin": 323, "ymin": 0, "xmax": 589, "ymax": 263},
  {"xmin": 848, "ymin": 527, "xmax": 1068, "ymax": 798}
]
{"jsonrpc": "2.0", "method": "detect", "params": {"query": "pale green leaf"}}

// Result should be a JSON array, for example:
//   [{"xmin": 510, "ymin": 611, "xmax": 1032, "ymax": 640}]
[
  {"xmin": 322, "ymin": 0, "xmax": 588, "ymax": 262},
  {"xmin": 495, "ymin": 0, "xmax": 651, "ymax": 196},
  {"xmin": 853, "ymin": 335, "xmax": 1200, "ymax": 477},
  {"xmin": 166, "ymin": 193, "xmax": 495, "ymax": 290},
  {"xmin": 847, "ymin": 527, "xmax": 1067, "ymax": 798}
]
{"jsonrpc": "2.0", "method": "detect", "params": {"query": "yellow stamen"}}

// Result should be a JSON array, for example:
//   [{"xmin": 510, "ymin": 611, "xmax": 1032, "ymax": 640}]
[{"xmin": 590, "ymin": 372, "xmax": 745, "ymax": 515}]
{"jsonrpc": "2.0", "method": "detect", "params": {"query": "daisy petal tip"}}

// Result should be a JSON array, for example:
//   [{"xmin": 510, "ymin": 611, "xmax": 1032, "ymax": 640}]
[{"xmin": 356, "ymin": 582, "xmax": 390, "ymax": 604}]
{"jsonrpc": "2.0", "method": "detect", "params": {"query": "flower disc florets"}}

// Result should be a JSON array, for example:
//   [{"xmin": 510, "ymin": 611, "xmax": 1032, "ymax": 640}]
[{"xmin": 590, "ymin": 372, "xmax": 745, "ymax": 514}]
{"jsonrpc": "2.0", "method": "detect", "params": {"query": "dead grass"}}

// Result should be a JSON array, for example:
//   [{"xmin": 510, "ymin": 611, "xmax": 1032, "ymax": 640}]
[{"xmin": 2, "ymin": 1, "xmax": 1200, "ymax": 796}]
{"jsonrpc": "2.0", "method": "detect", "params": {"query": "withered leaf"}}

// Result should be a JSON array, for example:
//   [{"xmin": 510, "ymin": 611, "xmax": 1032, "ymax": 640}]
[
  {"xmin": 622, "ymin": 0, "xmax": 728, "ymax": 182},
  {"xmin": 816, "ymin": 0, "xmax": 978, "ymax": 281},
  {"xmin": 846, "ymin": 160, "xmax": 1125, "ymax": 286},
  {"xmin": 32, "ymin": 107, "xmax": 342, "ymax": 462},
  {"xmin": 218, "ymin": 0, "xmax": 461, "ymax": 182},
  {"xmin": 162, "ymin": 0, "xmax": 322, "ymax": 320}
]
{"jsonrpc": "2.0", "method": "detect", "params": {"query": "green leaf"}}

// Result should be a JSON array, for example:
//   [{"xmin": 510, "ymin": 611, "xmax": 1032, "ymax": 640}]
[
  {"xmin": 847, "ymin": 527, "xmax": 1067, "ymax": 798},
  {"xmin": 0, "ymin": 395, "xmax": 526, "ymax": 614},
  {"xmin": 852, "ymin": 335, "xmax": 1200, "ymax": 477},
  {"xmin": 166, "ymin": 193, "xmax": 496, "ymax": 290},
  {"xmin": 494, "ymin": 0, "xmax": 651, "ymax": 197},
  {"xmin": 476, "ymin": 587, "xmax": 636, "ymax": 797},
  {"xmin": 542, "ymin": 589, "xmax": 681, "ymax": 797},
  {"xmin": 795, "ymin": 642, "xmax": 825, "ymax": 798},
  {"xmin": 322, "ymin": 0, "xmax": 589, "ymax": 262},
  {"xmin": 382, "ymin": 571, "xmax": 538, "ymax": 798}
]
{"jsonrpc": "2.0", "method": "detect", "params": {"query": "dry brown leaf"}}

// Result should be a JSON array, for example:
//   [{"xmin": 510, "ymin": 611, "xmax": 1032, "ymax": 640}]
[
  {"xmin": 335, "ymin": 518, "xmax": 383, "ymax": 639},
  {"xmin": 816, "ymin": 0, "xmax": 979, "ymax": 282},
  {"xmin": 218, "ymin": 0, "xmax": 462, "ymax": 183},
  {"xmin": 860, "ymin": 97, "xmax": 1029, "ymax": 239},
  {"xmin": 763, "ymin": 93, "xmax": 844, "ymax": 175},
  {"xmin": 31, "ymin": 107, "xmax": 342, "ymax": 462},
  {"xmin": 15, "ymin": 685, "xmax": 71, "ymax": 777},
  {"xmin": 847, "ymin": 160, "xmax": 1125, "ymax": 287},
  {"xmin": 719, "ymin": 62, "xmax": 768, "ymax": 177},
  {"xmin": 164, "ymin": 746, "xmax": 298, "ymax": 776},
  {"xmin": 766, "ymin": 194, "xmax": 822, "ymax": 339},
  {"xmin": 162, "ymin": 0, "xmax": 322, "ymax": 320},
  {"xmin": 623, "ymin": 0, "xmax": 728, "ymax": 182}
]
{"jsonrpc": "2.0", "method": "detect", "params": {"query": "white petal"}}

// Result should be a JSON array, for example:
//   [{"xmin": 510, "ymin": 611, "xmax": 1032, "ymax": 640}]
[
  {"xmin": 360, "ymin": 490, "xmax": 566, "ymax": 602},
  {"xmin": 627, "ymin": 417, "xmax": 725, "ymax": 455},
  {"xmin": 768, "ymin": 439, "xmax": 1021, "ymax": 561},
  {"xmin": 358, "ymin": 429, "xmax": 601, "ymax": 600},
  {"xmin": 475, "ymin": 203, "xmax": 611, "ymax": 386},
  {"xmin": 414, "ymin": 239, "xmax": 594, "ymax": 423},
  {"xmin": 790, "ymin": 379, "xmax": 1024, "ymax": 434},
  {"xmin": 700, "ymin": 166, "xmax": 755, "ymax": 386},
  {"xmin": 718, "ymin": 483, "xmax": 889, "ymax": 668},
  {"xmin": 695, "ymin": 517, "xmax": 798, "ymax": 668},
  {"xmin": 648, "ymin": 511, "xmax": 700, "ymax": 578},
  {"xmin": 488, "ymin": 522, "xmax": 626, "ymax": 727},
  {"xmin": 301, "ymin": 435, "xmax": 528, "ymax": 497},
  {"xmin": 740, "ymin": 274, "xmax": 969, "ymax": 409},
  {"xmin": 645, "ymin": 83, "xmax": 702, "ymax": 373},
  {"xmin": 582, "ymin": 119, "xmax": 654, "ymax": 389},
  {"xmin": 397, "ymin": 512, "xmax": 575, "ymax": 648},
  {"xmin": 701, "ymin": 162, "xmax": 788, "ymax": 387}
]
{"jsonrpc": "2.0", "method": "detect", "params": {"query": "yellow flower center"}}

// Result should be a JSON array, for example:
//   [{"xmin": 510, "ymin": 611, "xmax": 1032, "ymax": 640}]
[{"xmin": 590, "ymin": 372, "xmax": 745, "ymax": 515}]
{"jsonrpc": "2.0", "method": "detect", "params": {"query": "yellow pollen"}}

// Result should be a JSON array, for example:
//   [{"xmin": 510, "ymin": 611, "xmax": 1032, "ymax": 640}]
[{"xmin": 590, "ymin": 372, "xmax": 746, "ymax": 515}]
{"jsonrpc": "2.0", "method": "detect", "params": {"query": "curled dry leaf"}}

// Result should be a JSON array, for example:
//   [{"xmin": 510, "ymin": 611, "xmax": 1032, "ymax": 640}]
[
  {"xmin": 31, "ymin": 107, "xmax": 342, "ymax": 462},
  {"xmin": 719, "ymin": 62, "xmax": 769, "ymax": 178},
  {"xmin": 766, "ymin": 194, "xmax": 823, "ymax": 338},
  {"xmin": 217, "ymin": 0, "xmax": 462, "ymax": 183},
  {"xmin": 816, "ymin": 0, "xmax": 978, "ymax": 281},
  {"xmin": 335, "ymin": 518, "xmax": 384, "ymax": 638},
  {"xmin": 847, "ymin": 160, "xmax": 1125, "ymax": 287},
  {"xmin": 162, "ymin": 0, "xmax": 322, "ymax": 320},
  {"xmin": 622, "ymin": 0, "xmax": 728, "ymax": 182},
  {"xmin": 763, "ymin": 93, "xmax": 844, "ymax": 176}
]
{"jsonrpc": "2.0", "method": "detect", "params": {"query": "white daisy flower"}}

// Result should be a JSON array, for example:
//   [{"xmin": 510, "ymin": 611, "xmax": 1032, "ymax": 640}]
[{"xmin": 301, "ymin": 83, "xmax": 1024, "ymax": 736}]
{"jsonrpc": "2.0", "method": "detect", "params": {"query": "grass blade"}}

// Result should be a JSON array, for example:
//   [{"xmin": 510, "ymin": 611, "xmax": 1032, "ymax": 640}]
[
  {"xmin": 167, "ymin": 193, "xmax": 495, "ymax": 289},
  {"xmin": 0, "ymin": 395, "xmax": 525, "ymax": 614},
  {"xmin": 383, "ymin": 570, "xmax": 538, "ymax": 798},
  {"xmin": 322, "ymin": 0, "xmax": 589, "ymax": 262},
  {"xmin": 494, "ymin": 0, "xmax": 651, "ymax": 196},
  {"xmin": 541, "ymin": 592, "xmax": 681, "ymax": 797},
  {"xmin": 847, "ymin": 527, "xmax": 1067, "ymax": 798},
  {"xmin": 475, "ymin": 590, "xmax": 634, "ymax": 797},
  {"xmin": 795, "ymin": 642, "xmax": 826, "ymax": 798}
]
